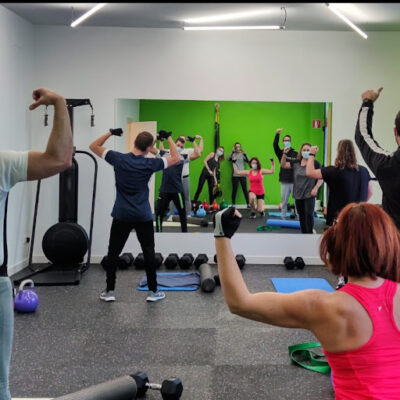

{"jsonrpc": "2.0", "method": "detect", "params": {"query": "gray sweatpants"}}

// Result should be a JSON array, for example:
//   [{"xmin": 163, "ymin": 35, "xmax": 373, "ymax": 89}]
[
  {"xmin": 169, "ymin": 176, "xmax": 191, "ymax": 215},
  {"xmin": 280, "ymin": 182, "xmax": 295, "ymax": 219}
]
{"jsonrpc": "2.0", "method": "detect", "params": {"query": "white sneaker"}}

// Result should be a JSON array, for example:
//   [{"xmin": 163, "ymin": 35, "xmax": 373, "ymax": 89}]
[
  {"xmin": 312, "ymin": 229, "xmax": 317, "ymax": 234},
  {"xmin": 100, "ymin": 290, "xmax": 115, "ymax": 302},
  {"xmin": 167, "ymin": 215, "xmax": 173, "ymax": 222},
  {"xmin": 146, "ymin": 290, "xmax": 166, "ymax": 302}
]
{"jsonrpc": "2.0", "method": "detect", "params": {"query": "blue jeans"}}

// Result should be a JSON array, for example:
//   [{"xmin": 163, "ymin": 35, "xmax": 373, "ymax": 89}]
[{"xmin": 0, "ymin": 277, "xmax": 13, "ymax": 400}]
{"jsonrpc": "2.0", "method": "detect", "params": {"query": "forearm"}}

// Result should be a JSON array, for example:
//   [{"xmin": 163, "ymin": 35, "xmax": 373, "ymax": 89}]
[
  {"xmin": 167, "ymin": 136, "xmax": 179, "ymax": 161},
  {"xmin": 280, "ymin": 154, "xmax": 288, "ymax": 168},
  {"xmin": 215, "ymin": 238, "xmax": 251, "ymax": 313},
  {"xmin": 198, "ymin": 138, "xmax": 204, "ymax": 153},
  {"xmin": 45, "ymin": 98, "xmax": 73, "ymax": 164},
  {"xmin": 273, "ymin": 134, "xmax": 282, "ymax": 158},
  {"xmin": 314, "ymin": 179, "xmax": 323, "ymax": 190},
  {"xmin": 159, "ymin": 141, "xmax": 165, "ymax": 151}
]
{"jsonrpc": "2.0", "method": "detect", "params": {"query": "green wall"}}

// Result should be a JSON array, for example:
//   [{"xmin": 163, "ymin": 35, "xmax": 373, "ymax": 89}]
[{"xmin": 139, "ymin": 100, "xmax": 325, "ymax": 206}]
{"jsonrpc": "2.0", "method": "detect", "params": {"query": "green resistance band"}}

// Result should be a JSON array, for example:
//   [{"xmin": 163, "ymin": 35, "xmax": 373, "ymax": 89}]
[
  {"xmin": 288, "ymin": 341, "xmax": 331, "ymax": 374},
  {"xmin": 257, "ymin": 225, "xmax": 281, "ymax": 231}
]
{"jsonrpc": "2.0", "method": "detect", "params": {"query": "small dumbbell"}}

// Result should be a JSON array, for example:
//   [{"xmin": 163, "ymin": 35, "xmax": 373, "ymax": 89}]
[
  {"xmin": 133, "ymin": 372, "xmax": 183, "ymax": 400},
  {"xmin": 194, "ymin": 253, "xmax": 208, "ymax": 269},
  {"xmin": 284, "ymin": 256, "xmax": 295, "ymax": 270},
  {"xmin": 164, "ymin": 253, "xmax": 179, "ymax": 269},
  {"xmin": 119, "ymin": 252, "xmax": 134, "ymax": 269}
]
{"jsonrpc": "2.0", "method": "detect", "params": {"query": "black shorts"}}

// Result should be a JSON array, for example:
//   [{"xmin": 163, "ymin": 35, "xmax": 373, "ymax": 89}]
[{"xmin": 249, "ymin": 191, "xmax": 265, "ymax": 200}]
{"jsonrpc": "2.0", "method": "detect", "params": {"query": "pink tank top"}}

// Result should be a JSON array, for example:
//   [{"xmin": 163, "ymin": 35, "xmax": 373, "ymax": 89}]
[
  {"xmin": 324, "ymin": 279, "xmax": 400, "ymax": 400},
  {"xmin": 248, "ymin": 170, "xmax": 264, "ymax": 195}
]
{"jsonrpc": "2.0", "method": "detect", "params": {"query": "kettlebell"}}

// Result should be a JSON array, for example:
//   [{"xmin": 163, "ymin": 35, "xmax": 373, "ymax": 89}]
[
  {"xmin": 212, "ymin": 201, "xmax": 219, "ymax": 211},
  {"xmin": 196, "ymin": 205, "xmax": 206, "ymax": 218},
  {"xmin": 219, "ymin": 199, "xmax": 228, "ymax": 210},
  {"xmin": 14, "ymin": 279, "xmax": 39, "ymax": 313},
  {"xmin": 202, "ymin": 200, "xmax": 209, "ymax": 211}
]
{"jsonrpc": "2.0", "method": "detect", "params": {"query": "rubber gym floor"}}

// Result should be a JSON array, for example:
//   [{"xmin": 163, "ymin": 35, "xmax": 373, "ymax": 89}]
[{"xmin": 10, "ymin": 264, "xmax": 335, "ymax": 399}]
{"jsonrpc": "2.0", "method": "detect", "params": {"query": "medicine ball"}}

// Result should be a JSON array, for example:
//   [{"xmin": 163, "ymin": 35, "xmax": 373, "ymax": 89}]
[{"xmin": 42, "ymin": 222, "xmax": 88, "ymax": 266}]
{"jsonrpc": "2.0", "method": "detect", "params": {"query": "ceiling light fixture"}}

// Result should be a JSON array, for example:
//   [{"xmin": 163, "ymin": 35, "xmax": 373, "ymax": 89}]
[
  {"xmin": 326, "ymin": 3, "xmax": 368, "ymax": 39},
  {"xmin": 183, "ymin": 26, "xmax": 283, "ymax": 31},
  {"xmin": 183, "ymin": 9, "xmax": 272, "ymax": 24},
  {"xmin": 71, "ymin": 3, "xmax": 107, "ymax": 28}
]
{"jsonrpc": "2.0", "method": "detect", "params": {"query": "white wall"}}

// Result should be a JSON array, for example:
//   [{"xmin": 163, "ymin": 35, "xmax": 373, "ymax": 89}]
[
  {"xmin": 0, "ymin": 6, "xmax": 34, "ymax": 274},
  {"xmin": 29, "ymin": 26, "xmax": 400, "ymax": 261}
]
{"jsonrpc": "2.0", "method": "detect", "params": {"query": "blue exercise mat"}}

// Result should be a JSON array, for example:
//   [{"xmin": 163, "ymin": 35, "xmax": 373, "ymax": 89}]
[
  {"xmin": 268, "ymin": 211, "xmax": 293, "ymax": 217},
  {"xmin": 137, "ymin": 272, "xmax": 200, "ymax": 291},
  {"xmin": 266, "ymin": 219, "xmax": 300, "ymax": 229},
  {"xmin": 271, "ymin": 278, "xmax": 334, "ymax": 293}
]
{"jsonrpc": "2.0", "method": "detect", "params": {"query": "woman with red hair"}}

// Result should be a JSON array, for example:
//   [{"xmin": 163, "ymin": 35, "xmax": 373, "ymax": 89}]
[{"xmin": 214, "ymin": 203, "xmax": 400, "ymax": 399}]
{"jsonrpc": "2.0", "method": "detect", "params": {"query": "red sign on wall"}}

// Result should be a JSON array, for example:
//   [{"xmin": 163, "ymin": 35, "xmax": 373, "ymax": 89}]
[{"xmin": 312, "ymin": 120, "xmax": 321, "ymax": 129}]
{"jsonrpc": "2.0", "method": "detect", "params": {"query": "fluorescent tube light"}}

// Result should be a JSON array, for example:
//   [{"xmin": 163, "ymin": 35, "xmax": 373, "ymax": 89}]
[
  {"xmin": 183, "ymin": 26, "xmax": 282, "ymax": 31},
  {"xmin": 326, "ymin": 3, "xmax": 368, "ymax": 39},
  {"xmin": 71, "ymin": 3, "xmax": 107, "ymax": 28},
  {"xmin": 183, "ymin": 9, "xmax": 272, "ymax": 24}
]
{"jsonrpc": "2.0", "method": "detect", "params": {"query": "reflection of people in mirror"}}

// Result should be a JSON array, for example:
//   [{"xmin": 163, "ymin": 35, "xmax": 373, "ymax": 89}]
[
  {"xmin": 228, "ymin": 142, "xmax": 250, "ymax": 208},
  {"xmin": 193, "ymin": 146, "xmax": 225, "ymax": 207},
  {"xmin": 233, "ymin": 157, "xmax": 275, "ymax": 219},
  {"xmin": 273, "ymin": 129, "xmax": 298, "ymax": 219},
  {"xmin": 281, "ymin": 143, "xmax": 323, "ymax": 233}
]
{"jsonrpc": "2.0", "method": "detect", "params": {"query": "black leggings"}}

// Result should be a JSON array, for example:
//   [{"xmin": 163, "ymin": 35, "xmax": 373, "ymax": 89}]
[
  {"xmin": 193, "ymin": 172, "xmax": 214, "ymax": 205},
  {"xmin": 295, "ymin": 197, "xmax": 315, "ymax": 234},
  {"xmin": 102, "ymin": 218, "xmax": 158, "ymax": 292},
  {"xmin": 232, "ymin": 176, "xmax": 249, "ymax": 205},
  {"xmin": 156, "ymin": 192, "xmax": 187, "ymax": 232}
]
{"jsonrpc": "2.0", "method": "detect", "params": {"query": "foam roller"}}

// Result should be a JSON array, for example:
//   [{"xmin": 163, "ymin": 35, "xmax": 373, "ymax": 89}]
[
  {"xmin": 199, "ymin": 263, "xmax": 216, "ymax": 293},
  {"xmin": 54, "ymin": 375, "xmax": 137, "ymax": 400},
  {"xmin": 266, "ymin": 219, "xmax": 300, "ymax": 229},
  {"xmin": 172, "ymin": 215, "xmax": 208, "ymax": 227}
]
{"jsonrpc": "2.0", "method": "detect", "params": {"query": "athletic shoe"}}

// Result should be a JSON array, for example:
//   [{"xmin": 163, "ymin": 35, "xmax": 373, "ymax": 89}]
[
  {"xmin": 247, "ymin": 204, "xmax": 251, "ymax": 209},
  {"xmin": 335, "ymin": 276, "xmax": 346, "ymax": 290},
  {"xmin": 250, "ymin": 212, "xmax": 256, "ymax": 219},
  {"xmin": 259, "ymin": 211, "xmax": 265, "ymax": 217},
  {"xmin": 167, "ymin": 215, "xmax": 173, "ymax": 222},
  {"xmin": 146, "ymin": 290, "xmax": 166, "ymax": 302},
  {"xmin": 100, "ymin": 290, "xmax": 115, "ymax": 302},
  {"xmin": 312, "ymin": 229, "xmax": 317, "ymax": 234}
]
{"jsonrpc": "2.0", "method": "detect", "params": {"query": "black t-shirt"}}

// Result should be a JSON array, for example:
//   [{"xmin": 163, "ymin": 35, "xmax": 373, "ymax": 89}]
[
  {"xmin": 159, "ymin": 151, "xmax": 189, "ymax": 193},
  {"xmin": 321, "ymin": 165, "xmax": 371, "ymax": 226},
  {"xmin": 202, "ymin": 157, "xmax": 218, "ymax": 177}
]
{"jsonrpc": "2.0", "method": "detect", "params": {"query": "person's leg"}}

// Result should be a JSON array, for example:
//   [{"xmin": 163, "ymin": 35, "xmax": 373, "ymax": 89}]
[
  {"xmin": 257, "ymin": 198, "xmax": 264, "ymax": 214},
  {"xmin": 304, "ymin": 197, "xmax": 316, "ymax": 233},
  {"xmin": 134, "ymin": 220, "xmax": 160, "ymax": 296},
  {"xmin": 281, "ymin": 183, "xmax": 291, "ymax": 219},
  {"xmin": 249, "ymin": 191, "xmax": 256, "ymax": 218},
  {"xmin": 240, "ymin": 177, "xmax": 250, "ymax": 206},
  {"xmin": 289, "ymin": 184, "xmax": 298, "ymax": 217},
  {"xmin": 193, "ymin": 173, "xmax": 206, "ymax": 203},
  {"xmin": 103, "ymin": 219, "xmax": 133, "ymax": 293},
  {"xmin": 0, "ymin": 278, "xmax": 13, "ymax": 400},
  {"xmin": 182, "ymin": 176, "xmax": 191, "ymax": 216},
  {"xmin": 295, "ymin": 199, "xmax": 306, "ymax": 233},
  {"xmin": 207, "ymin": 176, "xmax": 215, "ymax": 205},
  {"xmin": 168, "ymin": 200, "xmax": 175, "ymax": 216},
  {"xmin": 155, "ymin": 192, "xmax": 169, "ymax": 233},
  {"xmin": 231, "ymin": 176, "xmax": 239, "ymax": 205},
  {"xmin": 173, "ymin": 192, "xmax": 188, "ymax": 232}
]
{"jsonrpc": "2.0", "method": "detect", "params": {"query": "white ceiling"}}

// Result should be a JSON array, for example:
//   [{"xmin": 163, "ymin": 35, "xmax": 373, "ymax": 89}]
[{"xmin": 2, "ymin": 3, "xmax": 400, "ymax": 31}]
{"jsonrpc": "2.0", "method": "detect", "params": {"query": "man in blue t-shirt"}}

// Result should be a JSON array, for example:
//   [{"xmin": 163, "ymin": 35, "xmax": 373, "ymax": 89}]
[
  {"xmin": 151, "ymin": 137, "xmax": 201, "ymax": 232},
  {"xmin": 89, "ymin": 130, "xmax": 180, "ymax": 302}
]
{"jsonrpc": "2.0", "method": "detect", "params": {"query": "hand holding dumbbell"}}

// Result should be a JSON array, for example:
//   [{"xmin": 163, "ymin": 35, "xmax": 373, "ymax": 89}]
[
  {"xmin": 109, "ymin": 128, "xmax": 123, "ymax": 136},
  {"xmin": 186, "ymin": 135, "xmax": 195, "ymax": 142},
  {"xmin": 158, "ymin": 130, "xmax": 172, "ymax": 141},
  {"xmin": 133, "ymin": 372, "xmax": 183, "ymax": 400},
  {"xmin": 213, "ymin": 207, "xmax": 242, "ymax": 239}
]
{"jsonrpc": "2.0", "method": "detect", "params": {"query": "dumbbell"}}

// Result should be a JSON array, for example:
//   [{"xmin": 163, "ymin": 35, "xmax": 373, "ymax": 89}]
[
  {"xmin": 134, "ymin": 253, "xmax": 163, "ymax": 270},
  {"xmin": 213, "ymin": 254, "xmax": 245, "ymax": 270},
  {"xmin": 119, "ymin": 252, "xmax": 134, "ymax": 269},
  {"xmin": 164, "ymin": 253, "xmax": 179, "ymax": 269},
  {"xmin": 178, "ymin": 253, "xmax": 194, "ymax": 269},
  {"xmin": 284, "ymin": 256, "xmax": 295, "ymax": 270},
  {"xmin": 194, "ymin": 253, "xmax": 208, "ymax": 269},
  {"xmin": 294, "ymin": 257, "xmax": 305, "ymax": 270},
  {"xmin": 110, "ymin": 127, "xmax": 123, "ymax": 136},
  {"xmin": 214, "ymin": 274, "xmax": 221, "ymax": 286},
  {"xmin": 133, "ymin": 372, "xmax": 183, "ymax": 400}
]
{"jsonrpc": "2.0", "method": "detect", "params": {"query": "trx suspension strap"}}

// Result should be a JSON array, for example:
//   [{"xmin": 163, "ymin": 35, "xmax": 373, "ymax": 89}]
[
  {"xmin": 1, "ymin": 194, "xmax": 9, "ymax": 274},
  {"xmin": 288, "ymin": 341, "xmax": 331, "ymax": 374}
]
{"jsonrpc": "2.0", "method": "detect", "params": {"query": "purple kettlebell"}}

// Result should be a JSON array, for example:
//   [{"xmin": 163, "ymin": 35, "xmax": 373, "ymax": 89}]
[{"xmin": 14, "ymin": 279, "xmax": 39, "ymax": 313}]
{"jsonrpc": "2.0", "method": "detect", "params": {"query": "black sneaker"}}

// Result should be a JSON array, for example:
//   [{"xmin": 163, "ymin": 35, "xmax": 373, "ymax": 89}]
[
  {"xmin": 250, "ymin": 212, "xmax": 256, "ymax": 219},
  {"xmin": 259, "ymin": 211, "xmax": 265, "ymax": 217}
]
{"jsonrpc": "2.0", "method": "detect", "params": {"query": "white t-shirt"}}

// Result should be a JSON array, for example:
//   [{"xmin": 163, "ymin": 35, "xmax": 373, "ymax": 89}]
[
  {"xmin": 0, "ymin": 151, "xmax": 28, "ymax": 268},
  {"xmin": 180, "ymin": 148, "xmax": 194, "ymax": 177}
]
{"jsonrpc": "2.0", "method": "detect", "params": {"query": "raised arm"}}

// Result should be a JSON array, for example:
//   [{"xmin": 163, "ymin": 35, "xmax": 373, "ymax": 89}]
[
  {"xmin": 189, "ymin": 136, "xmax": 202, "ymax": 161},
  {"xmin": 164, "ymin": 136, "xmax": 180, "ymax": 167},
  {"xmin": 261, "ymin": 159, "xmax": 275, "ymax": 175},
  {"xmin": 214, "ymin": 208, "xmax": 329, "ymax": 330},
  {"xmin": 306, "ymin": 146, "xmax": 323, "ymax": 179},
  {"xmin": 89, "ymin": 131, "xmax": 112, "ymax": 158},
  {"xmin": 196, "ymin": 135, "xmax": 204, "ymax": 154},
  {"xmin": 232, "ymin": 161, "xmax": 249, "ymax": 176},
  {"xmin": 280, "ymin": 148, "xmax": 291, "ymax": 169},
  {"xmin": 355, "ymin": 88, "xmax": 391, "ymax": 176},
  {"xmin": 27, "ymin": 88, "xmax": 73, "ymax": 180},
  {"xmin": 273, "ymin": 128, "xmax": 283, "ymax": 159}
]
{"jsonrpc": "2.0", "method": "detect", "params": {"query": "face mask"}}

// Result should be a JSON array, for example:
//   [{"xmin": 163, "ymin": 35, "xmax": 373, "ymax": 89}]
[
  {"xmin": 217, "ymin": 150, "xmax": 223, "ymax": 156},
  {"xmin": 302, "ymin": 151, "xmax": 310, "ymax": 159},
  {"xmin": 251, "ymin": 163, "xmax": 258, "ymax": 170},
  {"xmin": 235, "ymin": 146, "xmax": 241, "ymax": 151},
  {"xmin": 283, "ymin": 141, "xmax": 291, "ymax": 148},
  {"xmin": 177, "ymin": 147, "xmax": 183, "ymax": 153}
]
